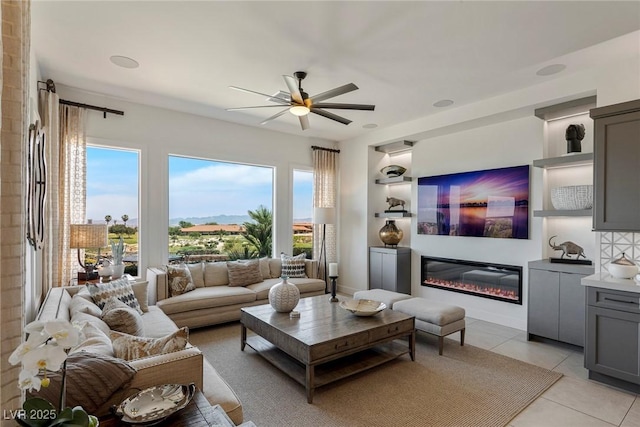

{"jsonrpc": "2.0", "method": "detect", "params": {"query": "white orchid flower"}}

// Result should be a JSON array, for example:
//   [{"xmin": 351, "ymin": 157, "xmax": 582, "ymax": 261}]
[
  {"xmin": 17, "ymin": 369, "xmax": 42, "ymax": 392},
  {"xmin": 44, "ymin": 319, "xmax": 79, "ymax": 349},
  {"xmin": 8, "ymin": 330, "xmax": 49, "ymax": 365},
  {"xmin": 21, "ymin": 345, "xmax": 67, "ymax": 373},
  {"xmin": 24, "ymin": 320, "xmax": 46, "ymax": 334}
]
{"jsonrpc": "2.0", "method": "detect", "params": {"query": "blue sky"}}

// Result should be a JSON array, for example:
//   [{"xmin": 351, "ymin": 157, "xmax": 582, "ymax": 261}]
[{"xmin": 86, "ymin": 147, "xmax": 313, "ymax": 223}]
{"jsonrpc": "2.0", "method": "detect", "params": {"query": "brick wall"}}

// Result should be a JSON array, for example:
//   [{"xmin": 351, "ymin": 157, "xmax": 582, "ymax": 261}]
[{"xmin": 1, "ymin": 0, "xmax": 30, "ymax": 420}]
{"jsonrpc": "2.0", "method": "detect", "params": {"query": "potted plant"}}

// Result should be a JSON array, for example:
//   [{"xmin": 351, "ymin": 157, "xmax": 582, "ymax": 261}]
[
  {"xmin": 9, "ymin": 320, "xmax": 99, "ymax": 427},
  {"xmin": 110, "ymin": 236, "xmax": 125, "ymax": 279}
]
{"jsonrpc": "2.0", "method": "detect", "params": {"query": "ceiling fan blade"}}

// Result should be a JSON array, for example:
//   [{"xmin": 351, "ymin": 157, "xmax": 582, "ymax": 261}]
[
  {"xmin": 299, "ymin": 115, "xmax": 310, "ymax": 131},
  {"xmin": 259, "ymin": 108, "xmax": 289, "ymax": 125},
  {"xmin": 229, "ymin": 86, "xmax": 290, "ymax": 104},
  {"xmin": 311, "ymin": 108, "xmax": 352, "ymax": 125},
  {"xmin": 311, "ymin": 83, "xmax": 358, "ymax": 103},
  {"xmin": 312, "ymin": 102, "xmax": 375, "ymax": 111},
  {"xmin": 283, "ymin": 75, "xmax": 303, "ymax": 104},
  {"xmin": 226, "ymin": 105, "xmax": 292, "ymax": 111}
]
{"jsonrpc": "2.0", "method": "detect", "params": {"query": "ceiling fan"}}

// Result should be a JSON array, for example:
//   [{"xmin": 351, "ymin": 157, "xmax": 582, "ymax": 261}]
[{"xmin": 226, "ymin": 71, "xmax": 375, "ymax": 130}]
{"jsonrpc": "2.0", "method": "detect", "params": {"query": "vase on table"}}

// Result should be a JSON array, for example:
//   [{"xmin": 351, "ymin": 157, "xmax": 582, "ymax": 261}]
[
  {"xmin": 268, "ymin": 276, "xmax": 300, "ymax": 313},
  {"xmin": 379, "ymin": 220, "xmax": 403, "ymax": 247}
]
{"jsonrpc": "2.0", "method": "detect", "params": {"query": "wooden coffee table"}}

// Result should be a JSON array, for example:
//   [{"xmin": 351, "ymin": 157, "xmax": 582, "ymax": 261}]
[{"xmin": 240, "ymin": 295, "xmax": 415, "ymax": 403}]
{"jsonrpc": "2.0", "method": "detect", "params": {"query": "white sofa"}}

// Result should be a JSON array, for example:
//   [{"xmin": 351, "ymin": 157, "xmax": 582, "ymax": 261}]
[
  {"xmin": 147, "ymin": 258, "xmax": 326, "ymax": 329},
  {"xmin": 36, "ymin": 284, "xmax": 244, "ymax": 424}
]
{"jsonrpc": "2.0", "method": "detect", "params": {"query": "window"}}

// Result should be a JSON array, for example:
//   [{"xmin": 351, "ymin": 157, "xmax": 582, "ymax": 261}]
[
  {"xmin": 168, "ymin": 156, "xmax": 274, "ymax": 263},
  {"xmin": 86, "ymin": 146, "xmax": 140, "ymax": 275},
  {"xmin": 293, "ymin": 169, "xmax": 313, "ymax": 258}
]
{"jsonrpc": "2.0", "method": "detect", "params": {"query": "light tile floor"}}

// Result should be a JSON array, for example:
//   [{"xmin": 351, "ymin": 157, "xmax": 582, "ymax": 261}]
[{"xmin": 447, "ymin": 318, "xmax": 639, "ymax": 427}]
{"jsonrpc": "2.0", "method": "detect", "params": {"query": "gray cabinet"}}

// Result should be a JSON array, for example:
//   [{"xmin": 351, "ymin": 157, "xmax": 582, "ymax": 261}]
[
  {"xmin": 591, "ymin": 99, "xmax": 640, "ymax": 231},
  {"xmin": 586, "ymin": 286, "xmax": 640, "ymax": 390},
  {"xmin": 527, "ymin": 260, "xmax": 593, "ymax": 346},
  {"xmin": 369, "ymin": 247, "xmax": 411, "ymax": 294}
]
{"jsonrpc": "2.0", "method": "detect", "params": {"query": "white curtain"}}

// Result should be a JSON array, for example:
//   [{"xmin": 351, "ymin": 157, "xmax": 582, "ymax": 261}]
[
  {"xmin": 41, "ymin": 94, "xmax": 87, "ymax": 288},
  {"xmin": 312, "ymin": 147, "xmax": 338, "ymax": 280}
]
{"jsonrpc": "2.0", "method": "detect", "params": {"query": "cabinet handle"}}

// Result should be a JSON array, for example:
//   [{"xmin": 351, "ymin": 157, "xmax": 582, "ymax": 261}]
[
  {"xmin": 603, "ymin": 297, "xmax": 637, "ymax": 305},
  {"xmin": 334, "ymin": 341, "xmax": 350, "ymax": 350},
  {"xmin": 388, "ymin": 326, "xmax": 399, "ymax": 333}
]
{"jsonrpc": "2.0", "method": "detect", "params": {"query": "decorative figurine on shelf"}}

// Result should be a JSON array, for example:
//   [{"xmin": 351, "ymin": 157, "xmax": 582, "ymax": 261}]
[
  {"xmin": 565, "ymin": 124, "xmax": 585, "ymax": 154},
  {"xmin": 548, "ymin": 235, "xmax": 591, "ymax": 265},
  {"xmin": 385, "ymin": 196, "xmax": 406, "ymax": 212}
]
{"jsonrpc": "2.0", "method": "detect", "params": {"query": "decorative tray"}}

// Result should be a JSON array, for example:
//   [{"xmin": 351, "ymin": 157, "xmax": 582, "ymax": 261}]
[
  {"xmin": 339, "ymin": 299, "xmax": 387, "ymax": 316},
  {"xmin": 113, "ymin": 383, "xmax": 196, "ymax": 425}
]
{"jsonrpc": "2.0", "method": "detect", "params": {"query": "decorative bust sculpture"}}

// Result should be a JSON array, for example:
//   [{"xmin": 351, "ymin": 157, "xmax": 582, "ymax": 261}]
[{"xmin": 565, "ymin": 124, "xmax": 585, "ymax": 153}]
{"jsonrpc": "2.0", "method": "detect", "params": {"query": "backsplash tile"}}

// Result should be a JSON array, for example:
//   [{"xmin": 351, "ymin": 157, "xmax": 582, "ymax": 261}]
[{"xmin": 600, "ymin": 232, "xmax": 640, "ymax": 271}]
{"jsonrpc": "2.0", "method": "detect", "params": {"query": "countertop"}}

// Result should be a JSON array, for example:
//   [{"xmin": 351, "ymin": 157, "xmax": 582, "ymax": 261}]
[{"xmin": 582, "ymin": 272, "xmax": 640, "ymax": 294}]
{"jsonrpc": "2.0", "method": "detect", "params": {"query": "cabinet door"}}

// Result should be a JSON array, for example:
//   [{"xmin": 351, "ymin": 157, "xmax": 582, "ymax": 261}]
[
  {"xmin": 594, "ymin": 110, "xmax": 640, "ymax": 230},
  {"xmin": 558, "ymin": 273, "xmax": 586, "ymax": 346},
  {"xmin": 381, "ymin": 253, "xmax": 398, "ymax": 292},
  {"xmin": 586, "ymin": 305, "xmax": 640, "ymax": 384},
  {"xmin": 369, "ymin": 250, "xmax": 383, "ymax": 289},
  {"xmin": 528, "ymin": 269, "xmax": 560, "ymax": 340}
]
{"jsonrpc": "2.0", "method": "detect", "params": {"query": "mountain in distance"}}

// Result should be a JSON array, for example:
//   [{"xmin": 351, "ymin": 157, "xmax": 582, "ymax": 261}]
[
  {"xmin": 94, "ymin": 215, "xmax": 313, "ymax": 227},
  {"xmin": 169, "ymin": 215, "xmax": 313, "ymax": 226}
]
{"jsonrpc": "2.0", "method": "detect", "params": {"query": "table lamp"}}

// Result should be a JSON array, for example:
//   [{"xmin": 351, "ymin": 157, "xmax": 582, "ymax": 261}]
[{"xmin": 70, "ymin": 223, "xmax": 108, "ymax": 282}]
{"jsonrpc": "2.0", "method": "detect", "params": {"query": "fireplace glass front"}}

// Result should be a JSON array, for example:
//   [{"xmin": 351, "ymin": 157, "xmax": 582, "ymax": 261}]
[{"xmin": 421, "ymin": 256, "xmax": 522, "ymax": 304}]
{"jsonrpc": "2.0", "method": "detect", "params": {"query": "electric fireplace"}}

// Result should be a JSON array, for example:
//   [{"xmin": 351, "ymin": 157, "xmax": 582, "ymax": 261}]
[{"xmin": 421, "ymin": 256, "xmax": 522, "ymax": 304}]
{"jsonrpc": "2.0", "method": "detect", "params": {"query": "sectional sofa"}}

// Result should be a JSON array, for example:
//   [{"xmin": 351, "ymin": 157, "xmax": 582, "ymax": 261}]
[
  {"xmin": 147, "ymin": 257, "xmax": 326, "ymax": 329},
  {"xmin": 36, "ymin": 282, "xmax": 244, "ymax": 424}
]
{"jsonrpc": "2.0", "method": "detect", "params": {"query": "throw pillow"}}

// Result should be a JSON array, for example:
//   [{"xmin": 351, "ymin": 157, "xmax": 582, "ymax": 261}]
[
  {"xmin": 70, "ymin": 294, "xmax": 102, "ymax": 318},
  {"xmin": 71, "ymin": 312, "xmax": 111, "ymax": 336},
  {"xmin": 110, "ymin": 327, "xmax": 189, "ymax": 361},
  {"xmin": 131, "ymin": 281, "xmax": 149, "ymax": 312},
  {"xmin": 70, "ymin": 322, "xmax": 114, "ymax": 357},
  {"xmin": 281, "ymin": 253, "xmax": 307, "ymax": 278},
  {"xmin": 101, "ymin": 298, "xmax": 145, "ymax": 336},
  {"xmin": 87, "ymin": 277, "xmax": 142, "ymax": 314},
  {"xmin": 166, "ymin": 264, "xmax": 196, "ymax": 296},
  {"xmin": 32, "ymin": 352, "xmax": 136, "ymax": 415},
  {"xmin": 226, "ymin": 259, "xmax": 263, "ymax": 287},
  {"xmin": 187, "ymin": 262, "xmax": 205, "ymax": 287},
  {"xmin": 258, "ymin": 257, "xmax": 271, "ymax": 280},
  {"xmin": 204, "ymin": 262, "xmax": 229, "ymax": 286}
]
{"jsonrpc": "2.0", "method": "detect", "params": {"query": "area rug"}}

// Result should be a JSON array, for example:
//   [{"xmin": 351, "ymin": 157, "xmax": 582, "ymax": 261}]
[{"xmin": 189, "ymin": 323, "xmax": 562, "ymax": 427}]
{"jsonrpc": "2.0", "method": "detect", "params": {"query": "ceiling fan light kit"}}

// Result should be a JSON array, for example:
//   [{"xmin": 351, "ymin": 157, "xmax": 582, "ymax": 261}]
[{"xmin": 227, "ymin": 71, "xmax": 375, "ymax": 130}]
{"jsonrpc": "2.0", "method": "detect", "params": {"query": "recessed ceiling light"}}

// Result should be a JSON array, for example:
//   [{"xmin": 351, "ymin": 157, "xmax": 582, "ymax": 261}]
[
  {"xmin": 536, "ymin": 64, "xmax": 566, "ymax": 76},
  {"xmin": 363, "ymin": 123, "xmax": 378, "ymax": 129},
  {"xmin": 433, "ymin": 99, "xmax": 454, "ymax": 108},
  {"xmin": 110, "ymin": 55, "xmax": 139, "ymax": 69}
]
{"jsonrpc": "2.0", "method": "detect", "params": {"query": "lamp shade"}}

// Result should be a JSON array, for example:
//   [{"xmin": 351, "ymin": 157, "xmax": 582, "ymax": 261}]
[
  {"xmin": 69, "ymin": 224, "xmax": 108, "ymax": 249},
  {"xmin": 313, "ymin": 207, "xmax": 336, "ymax": 225}
]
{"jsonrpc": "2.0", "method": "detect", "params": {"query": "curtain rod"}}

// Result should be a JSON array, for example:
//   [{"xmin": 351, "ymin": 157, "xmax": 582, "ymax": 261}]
[
  {"xmin": 311, "ymin": 145, "xmax": 340, "ymax": 153},
  {"xmin": 38, "ymin": 79, "xmax": 124, "ymax": 118},
  {"xmin": 59, "ymin": 99, "xmax": 124, "ymax": 118}
]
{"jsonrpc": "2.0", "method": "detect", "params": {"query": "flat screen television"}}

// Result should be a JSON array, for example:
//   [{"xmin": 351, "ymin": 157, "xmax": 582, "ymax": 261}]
[{"xmin": 417, "ymin": 165, "xmax": 529, "ymax": 239}]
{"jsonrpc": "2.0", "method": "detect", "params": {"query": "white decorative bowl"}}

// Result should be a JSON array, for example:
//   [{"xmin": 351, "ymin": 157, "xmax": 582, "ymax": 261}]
[
  {"xmin": 380, "ymin": 165, "xmax": 407, "ymax": 178},
  {"xmin": 339, "ymin": 299, "xmax": 386, "ymax": 316},
  {"xmin": 550, "ymin": 185, "xmax": 593, "ymax": 210}
]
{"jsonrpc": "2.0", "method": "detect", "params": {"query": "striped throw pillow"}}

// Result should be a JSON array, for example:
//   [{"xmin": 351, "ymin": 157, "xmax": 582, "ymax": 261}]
[{"xmin": 87, "ymin": 277, "xmax": 142, "ymax": 314}]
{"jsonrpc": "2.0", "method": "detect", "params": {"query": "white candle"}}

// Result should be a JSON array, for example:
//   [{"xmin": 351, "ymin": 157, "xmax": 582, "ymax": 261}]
[{"xmin": 329, "ymin": 263, "xmax": 338, "ymax": 277}]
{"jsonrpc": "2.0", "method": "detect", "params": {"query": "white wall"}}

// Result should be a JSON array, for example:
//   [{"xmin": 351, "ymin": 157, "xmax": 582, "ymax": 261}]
[
  {"xmin": 339, "ymin": 56, "xmax": 640, "ymax": 330},
  {"xmin": 55, "ymin": 85, "xmax": 335, "ymax": 277}
]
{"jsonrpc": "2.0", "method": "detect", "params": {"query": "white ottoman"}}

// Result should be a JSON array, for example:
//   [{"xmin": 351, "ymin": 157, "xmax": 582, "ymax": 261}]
[
  {"xmin": 393, "ymin": 297, "xmax": 465, "ymax": 355},
  {"xmin": 353, "ymin": 289, "xmax": 412, "ymax": 308}
]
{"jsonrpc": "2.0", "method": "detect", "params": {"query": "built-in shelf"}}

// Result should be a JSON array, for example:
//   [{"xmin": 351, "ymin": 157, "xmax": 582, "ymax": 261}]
[
  {"xmin": 374, "ymin": 140, "xmax": 414, "ymax": 154},
  {"xmin": 533, "ymin": 152, "xmax": 593, "ymax": 169},
  {"xmin": 533, "ymin": 209, "xmax": 592, "ymax": 218},
  {"xmin": 375, "ymin": 212, "xmax": 412, "ymax": 218},
  {"xmin": 375, "ymin": 176, "xmax": 412, "ymax": 185}
]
